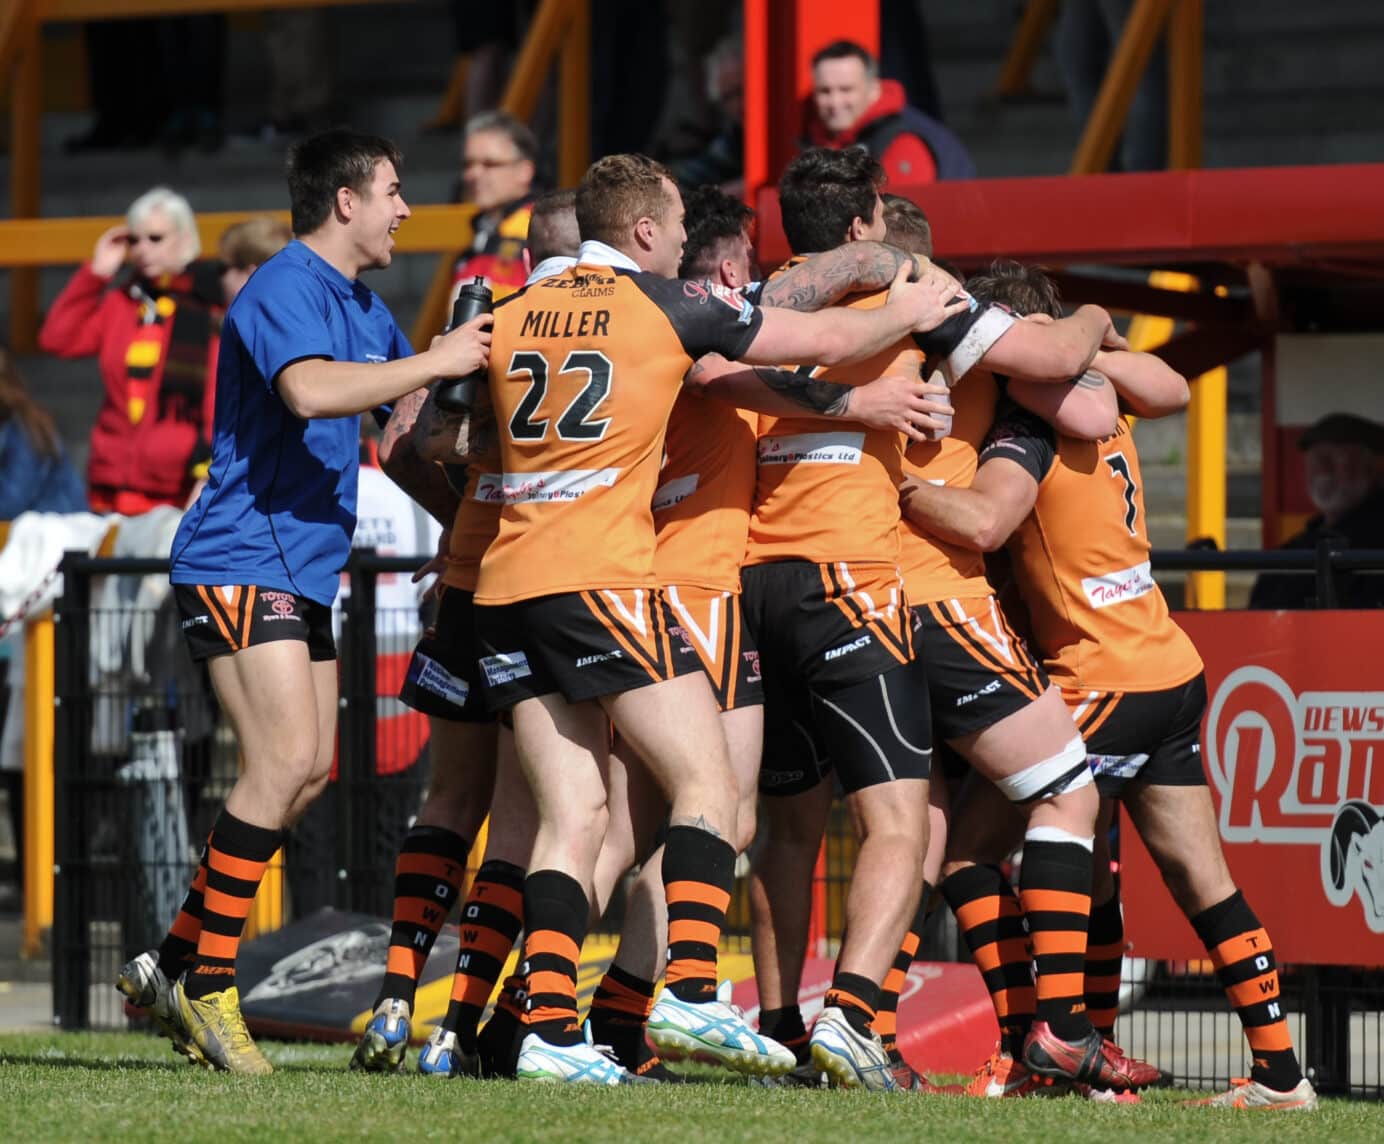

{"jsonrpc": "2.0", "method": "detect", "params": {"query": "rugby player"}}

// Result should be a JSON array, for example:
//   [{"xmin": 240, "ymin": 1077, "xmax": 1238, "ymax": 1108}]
[
  {"xmin": 471, "ymin": 153, "xmax": 969, "ymax": 1085},
  {"xmin": 116, "ymin": 129, "xmax": 492, "ymax": 1074},
  {"xmin": 905, "ymin": 262, "xmax": 1318, "ymax": 1112},
  {"xmin": 348, "ymin": 191, "xmax": 583, "ymax": 1074}
]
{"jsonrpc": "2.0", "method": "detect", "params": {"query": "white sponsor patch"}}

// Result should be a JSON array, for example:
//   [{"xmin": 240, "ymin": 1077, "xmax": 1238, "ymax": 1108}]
[
  {"xmin": 1081, "ymin": 561, "xmax": 1156, "ymax": 609},
  {"xmin": 480, "ymin": 651, "xmax": 533, "ymax": 686},
  {"xmin": 411, "ymin": 653, "xmax": 469, "ymax": 707},
  {"xmin": 1088, "ymin": 752, "xmax": 1150, "ymax": 780},
  {"xmin": 758, "ymin": 432, "xmax": 865, "ymax": 466},
  {"xmin": 652, "ymin": 473, "xmax": 699, "ymax": 513},
  {"xmin": 824, "ymin": 633, "xmax": 872, "ymax": 661},
  {"xmin": 477, "ymin": 468, "xmax": 620, "ymax": 504}
]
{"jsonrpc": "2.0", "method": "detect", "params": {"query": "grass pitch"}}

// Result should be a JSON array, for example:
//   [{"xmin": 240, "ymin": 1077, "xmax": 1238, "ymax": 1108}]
[{"xmin": 1, "ymin": 1031, "xmax": 1376, "ymax": 1143}]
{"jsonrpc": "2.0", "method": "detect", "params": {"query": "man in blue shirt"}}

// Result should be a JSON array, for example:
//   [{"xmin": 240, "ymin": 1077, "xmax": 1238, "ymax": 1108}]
[{"xmin": 114, "ymin": 128, "xmax": 492, "ymax": 1075}]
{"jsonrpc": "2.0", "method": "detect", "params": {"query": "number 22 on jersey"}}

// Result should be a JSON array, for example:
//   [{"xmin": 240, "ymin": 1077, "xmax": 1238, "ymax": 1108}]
[{"xmin": 505, "ymin": 350, "xmax": 614, "ymax": 443}]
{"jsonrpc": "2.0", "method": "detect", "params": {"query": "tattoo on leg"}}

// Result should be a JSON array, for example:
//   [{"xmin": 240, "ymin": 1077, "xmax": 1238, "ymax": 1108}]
[{"xmin": 671, "ymin": 814, "xmax": 724, "ymax": 839}]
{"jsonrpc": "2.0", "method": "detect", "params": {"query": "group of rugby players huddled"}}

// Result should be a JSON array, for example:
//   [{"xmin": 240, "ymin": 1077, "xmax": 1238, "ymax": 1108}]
[{"xmin": 118, "ymin": 128, "xmax": 1315, "ymax": 1111}]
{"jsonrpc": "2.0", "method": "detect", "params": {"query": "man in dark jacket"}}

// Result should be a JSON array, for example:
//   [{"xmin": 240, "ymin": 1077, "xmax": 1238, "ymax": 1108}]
[
  {"xmin": 1251, "ymin": 413, "xmax": 1384, "ymax": 609},
  {"xmin": 805, "ymin": 40, "xmax": 974, "ymax": 185}
]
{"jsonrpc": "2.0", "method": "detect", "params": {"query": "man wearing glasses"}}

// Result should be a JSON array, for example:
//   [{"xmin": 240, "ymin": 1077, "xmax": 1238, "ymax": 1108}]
[{"xmin": 450, "ymin": 110, "xmax": 539, "ymax": 302}]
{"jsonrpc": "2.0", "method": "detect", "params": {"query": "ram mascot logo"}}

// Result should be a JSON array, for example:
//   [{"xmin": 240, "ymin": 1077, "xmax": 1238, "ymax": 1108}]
[
  {"xmin": 1206, "ymin": 666, "xmax": 1384, "ymax": 932},
  {"xmin": 1324, "ymin": 801, "xmax": 1384, "ymax": 933}
]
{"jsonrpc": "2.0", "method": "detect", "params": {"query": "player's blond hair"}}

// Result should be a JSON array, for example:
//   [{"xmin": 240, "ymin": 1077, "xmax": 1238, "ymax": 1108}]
[{"xmin": 576, "ymin": 154, "xmax": 676, "ymax": 247}]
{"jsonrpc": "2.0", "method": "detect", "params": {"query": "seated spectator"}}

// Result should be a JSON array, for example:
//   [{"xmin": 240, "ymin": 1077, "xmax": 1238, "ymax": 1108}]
[
  {"xmin": 38, "ymin": 187, "xmax": 224, "ymax": 515},
  {"xmin": 805, "ymin": 40, "xmax": 975, "ymax": 184},
  {"xmin": 667, "ymin": 34, "xmax": 745, "ymax": 193},
  {"xmin": 0, "ymin": 347, "xmax": 88, "ymax": 518},
  {"xmin": 216, "ymin": 216, "xmax": 293, "ymax": 305},
  {"xmin": 450, "ymin": 111, "xmax": 538, "ymax": 302},
  {"xmin": 1250, "ymin": 414, "xmax": 1384, "ymax": 610}
]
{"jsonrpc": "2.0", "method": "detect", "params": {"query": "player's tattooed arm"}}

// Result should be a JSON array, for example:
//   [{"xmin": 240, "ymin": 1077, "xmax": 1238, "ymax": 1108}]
[
  {"xmin": 1008, "ymin": 367, "xmax": 1119, "ymax": 441},
  {"xmin": 378, "ymin": 392, "xmax": 462, "ymax": 527},
  {"xmin": 688, "ymin": 354, "xmax": 952, "ymax": 442},
  {"xmin": 757, "ymin": 241, "xmax": 926, "ymax": 312}
]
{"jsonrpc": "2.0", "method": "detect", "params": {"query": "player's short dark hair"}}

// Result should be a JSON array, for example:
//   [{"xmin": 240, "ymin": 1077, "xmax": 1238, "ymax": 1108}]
[
  {"xmin": 527, "ymin": 188, "xmax": 579, "ymax": 264},
  {"xmin": 679, "ymin": 185, "xmax": 755, "ymax": 277},
  {"xmin": 881, "ymin": 193, "xmax": 932, "ymax": 258},
  {"xmin": 464, "ymin": 110, "xmax": 539, "ymax": 165},
  {"xmin": 965, "ymin": 259, "xmax": 1062, "ymax": 319},
  {"xmin": 778, "ymin": 146, "xmax": 884, "ymax": 255},
  {"xmin": 576, "ymin": 154, "xmax": 676, "ymax": 247},
  {"xmin": 811, "ymin": 39, "xmax": 877, "ymax": 75},
  {"xmin": 287, "ymin": 129, "xmax": 402, "ymax": 236}
]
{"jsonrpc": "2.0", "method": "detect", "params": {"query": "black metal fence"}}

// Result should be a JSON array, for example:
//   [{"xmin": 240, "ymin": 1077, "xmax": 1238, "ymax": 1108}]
[{"xmin": 46, "ymin": 544, "xmax": 1384, "ymax": 1098}]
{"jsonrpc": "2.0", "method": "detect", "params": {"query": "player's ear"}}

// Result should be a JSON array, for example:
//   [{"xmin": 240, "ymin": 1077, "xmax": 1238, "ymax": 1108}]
[
  {"xmin": 633, "ymin": 214, "xmax": 655, "ymax": 251},
  {"xmin": 522, "ymin": 247, "xmax": 534, "ymax": 276},
  {"xmin": 847, "ymin": 215, "xmax": 867, "ymax": 243},
  {"xmin": 720, "ymin": 257, "xmax": 739, "ymax": 289},
  {"xmin": 335, "ymin": 185, "xmax": 355, "ymax": 223}
]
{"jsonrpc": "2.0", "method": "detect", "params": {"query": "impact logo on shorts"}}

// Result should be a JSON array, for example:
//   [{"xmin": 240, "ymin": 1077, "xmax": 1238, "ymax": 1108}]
[
  {"xmin": 1206, "ymin": 666, "xmax": 1384, "ymax": 932},
  {"xmin": 575, "ymin": 650, "xmax": 623, "ymax": 668},
  {"xmin": 824, "ymin": 633, "xmax": 872, "ymax": 661},
  {"xmin": 481, "ymin": 651, "xmax": 533, "ymax": 687}
]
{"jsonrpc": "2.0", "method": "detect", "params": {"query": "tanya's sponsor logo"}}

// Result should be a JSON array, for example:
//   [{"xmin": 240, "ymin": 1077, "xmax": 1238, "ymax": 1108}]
[
  {"xmin": 652, "ymin": 473, "xmax": 699, "ymax": 513},
  {"xmin": 1081, "ymin": 561, "xmax": 1155, "ymax": 609},
  {"xmin": 470, "ymin": 473, "xmax": 505, "ymax": 503},
  {"xmin": 476, "ymin": 468, "xmax": 620, "ymax": 504},
  {"xmin": 1206, "ymin": 666, "xmax": 1384, "ymax": 931},
  {"xmin": 758, "ymin": 432, "xmax": 866, "ymax": 466}
]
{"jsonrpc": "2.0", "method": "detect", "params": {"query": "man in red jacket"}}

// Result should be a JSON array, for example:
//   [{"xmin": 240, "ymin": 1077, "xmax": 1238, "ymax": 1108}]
[{"xmin": 806, "ymin": 40, "xmax": 975, "ymax": 185}]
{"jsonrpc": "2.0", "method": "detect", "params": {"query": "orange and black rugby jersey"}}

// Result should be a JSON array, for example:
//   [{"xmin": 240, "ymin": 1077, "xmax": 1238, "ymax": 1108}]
[
  {"xmin": 898, "ymin": 369, "xmax": 998, "ymax": 604},
  {"xmin": 653, "ymin": 392, "xmax": 758, "ymax": 594},
  {"xmin": 746, "ymin": 276, "xmax": 1014, "ymax": 568},
  {"xmin": 978, "ymin": 407, "xmax": 1203, "ymax": 691},
  {"xmin": 473, "ymin": 254, "xmax": 763, "ymax": 605},
  {"xmin": 440, "ymin": 453, "xmax": 503, "ymax": 594}
]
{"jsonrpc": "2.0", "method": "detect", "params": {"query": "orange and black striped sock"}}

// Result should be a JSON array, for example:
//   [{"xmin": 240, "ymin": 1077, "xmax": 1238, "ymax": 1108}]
[
  {"xmin": 183, "ymin": 809, "xmax": 282, "ymax": 1000},
  {"xmin": 587, "ymin": 964, "xmax": 657, "ymax": 1070},
  {"xmin": 520, "ymin": 869, "xmax": 588, "ymax": 1047},
  {"xmin": 941, "ymin": 863, "xmax": 1035, "ymax": 1057},
  {"xmin": 375, "ymin": 825, "xmax": 470, "ymax": 1009},
  {"xmin": 442, "ymin": 859, "xmax": 525, "ymax": 1049},
  {"xmin": 1191, "ymin": 890, "xmax": 1304, "ymax": 1093},
  {"xmin": 662, "ymin": 825, "xmax": 735, "ymax": 1003},
  {"xmin": 757, "ymin": 1006, "xmax": 809, "ymax": 1063},
  {"xmin": 1017, "ymin": 830, "xmax": 1094, "ymax": 1042},
  {"xmin": 1085, "ymin": 890, "xmax": 1125, "ymax": 1038},
  {"xmin": 825, "ymin": 971, "xmax": 880, "ymax": 1037},
  {"xmin": 876, "ymin": 886, "xmax": 930, "ymax": 1057},
  {"xmin": 157, "ymin": 843, "xmax": 209, "ymax": 979}
]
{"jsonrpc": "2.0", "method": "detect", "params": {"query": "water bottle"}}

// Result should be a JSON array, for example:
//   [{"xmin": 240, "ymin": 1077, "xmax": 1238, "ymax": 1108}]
[{"xmin": 433, "ymin": 276, "xmax": 493, "ymax": 413}]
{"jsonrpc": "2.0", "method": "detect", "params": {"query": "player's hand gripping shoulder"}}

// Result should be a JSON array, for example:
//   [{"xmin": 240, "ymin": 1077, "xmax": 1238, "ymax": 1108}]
[{"xmin": 848, "ymin": 374, "xmax": 954, "ymax": 442}]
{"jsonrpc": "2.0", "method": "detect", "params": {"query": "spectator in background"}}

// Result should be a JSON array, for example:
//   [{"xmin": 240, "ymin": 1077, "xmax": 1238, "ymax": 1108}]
[
  {"xmin": 450, "ymin": 111, "xmax": 537, "ymax": 302},
  {"xmin": 1056, "ymin": 0, "xmax": 1167, "ymax": 171},
  {"xmin": 805, "ymin": 40, "xmax": 976, "ymax": 184},
  {"xmin": 217, "ymin": 216, "xmax": 293, "ymax": 305},
  {"xmin": 667, "ymin": 35, "xmax": 746, "ymax": 193},
  {"xmin": 0, "ymin": 347, "xmax": 88, "ymax": 518},
  {"xmin": 39, "ymin": 187, "xmax": 224, "ymax": 515},
  {"xmin": 1250, "ymin": 414, "xmax": 1384, "ymax": 610}
]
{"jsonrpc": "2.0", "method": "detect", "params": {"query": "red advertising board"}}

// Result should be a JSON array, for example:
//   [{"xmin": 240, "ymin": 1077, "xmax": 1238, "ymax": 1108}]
[{"xmin": 1122, "ymin": 610, "xmax": 1384, "ymax": 966}]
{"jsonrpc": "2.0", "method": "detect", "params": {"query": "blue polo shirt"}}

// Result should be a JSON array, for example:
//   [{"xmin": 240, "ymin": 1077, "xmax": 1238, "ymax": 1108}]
[{"xmin": 170, "ymin": 240, "xmax": 411, "ymax": 605}]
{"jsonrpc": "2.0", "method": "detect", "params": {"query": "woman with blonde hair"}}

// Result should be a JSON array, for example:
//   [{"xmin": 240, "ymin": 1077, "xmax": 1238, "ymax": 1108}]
[
  {"xmin": 39, "ymin": 186, "xmax": 225, "ymax": 514},
  {"xmin": 217, "ymin": 215, "xmax": 292, "ymax": 304}
]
